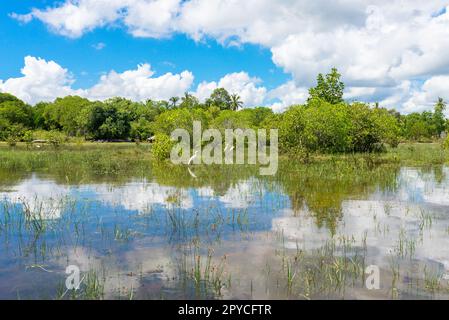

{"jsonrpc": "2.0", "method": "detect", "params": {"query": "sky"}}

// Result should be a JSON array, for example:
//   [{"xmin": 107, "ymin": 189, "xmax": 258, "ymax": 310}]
[{"xmin": 1, "ymin": 0, "xmax": 449, "ymax": 113}]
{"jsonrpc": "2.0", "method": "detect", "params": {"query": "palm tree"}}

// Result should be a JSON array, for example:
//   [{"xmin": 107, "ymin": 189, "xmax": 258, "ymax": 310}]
[
  {"xmin": 182, "ymin": 92, "xmax": 192, "ymax": 102},
  {"xmin": 181, "ymin": 92, "xmax": 193, "ymax": 108},
  {"xmin": 169, "ymin": 96, "xmax": 180, "ymax": 108},
  {"xmin": 230, "ymin": 94, "xmax": 243, "ymax": 111}
]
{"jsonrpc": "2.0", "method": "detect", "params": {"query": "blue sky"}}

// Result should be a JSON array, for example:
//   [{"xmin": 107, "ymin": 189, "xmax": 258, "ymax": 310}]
[
  {"xmin": 1, "ymin": 0, "xmax": 449, "ymax": 113},
  {"xmin": 0, "ymin": 1, "xmax": 288, "ymax": 90}
]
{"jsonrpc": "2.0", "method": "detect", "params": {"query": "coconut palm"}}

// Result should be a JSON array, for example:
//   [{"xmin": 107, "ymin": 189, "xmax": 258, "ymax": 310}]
[
  {"xmin": 169, "ymin": 96, "xmax": 180, "ymax": 108},
  {"xmin": 181, "ymin": 92, "xmax": 198, "ymax": 108},
  {"xmin": 230, "ymin": 94, "xmax": 243, "ymax": 111}
]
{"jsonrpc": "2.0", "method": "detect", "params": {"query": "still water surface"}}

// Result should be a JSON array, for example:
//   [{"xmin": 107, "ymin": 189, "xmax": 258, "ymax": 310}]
[{"xmin": 1, "ymin": 164, "xmax": 448, "ymax": 299}]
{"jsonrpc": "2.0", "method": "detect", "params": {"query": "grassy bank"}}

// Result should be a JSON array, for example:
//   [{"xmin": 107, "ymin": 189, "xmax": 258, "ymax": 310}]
[{"xmin": 1, "ymin": 141, "xmax": 448, "ymax": 170}]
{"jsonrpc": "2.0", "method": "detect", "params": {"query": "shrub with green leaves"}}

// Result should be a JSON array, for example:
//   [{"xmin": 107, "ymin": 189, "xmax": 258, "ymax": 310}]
[
  {"xmin": 46, "ymin": 130, "xmax": 66, "ymax": 148},
  {"xmin": 276, "ymin": 100, "xmax": 400, "ymax": 154},
  {"xmin": 151, "ymin": 134, "xmax": 174, "ymax": 161},
  {"xmin": 443, "ymin": 135, "xmax": 449, "ymax": 150}
]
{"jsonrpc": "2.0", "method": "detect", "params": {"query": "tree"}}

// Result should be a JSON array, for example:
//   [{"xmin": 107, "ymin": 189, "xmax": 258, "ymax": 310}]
[
  {"xmin": 206, "ymin": 88, "xmax": 232, "ymax": 110},
  {"xmin": 169, "ymin": 96, "xmax": 180, "ymax": 108},
  {"xmin": 433, "ymin": 97, "xmax": 447, "ymax": 137},
  {"xmin": 308, "ymin": 68, "xmax": 345, "ymax": 104},
  {"xmin": 402, "ymin": 113, "xmax": 432, "ymax": 141},
  {"xmin": 42, "ymin": 96, "xmax": 91, "ymax": 135},
  {"xmin": 211, "ymin": 110, "xmax": 252, "ymax": 132},
  {"xmin": 239, "ymin": 107, "xmax": 274, "ymax": 127},
  {"xmin": 0, "ymin": 100, "xmax": 32, "ymax": 127},
  {"xmin": 130, "ymin": 118, "xmax": 153, "ymax": 141},
  {"xmin": 82, "ymin": 101, "xmax": 131, "ymax": 140},
  {"xmin": 152, "ymin": 108, "xmax": 209, "ymax": 137},
  {"xmin": 0, "ymin": 93, "xmax": 22, "ymax": 104},
  {"xmin": 180, "ymin": 92, "xmax": 199, "ymax": 109},
  {"xmin": 230, "ymin": 94, "xmax": 243, "ymax": 111}
]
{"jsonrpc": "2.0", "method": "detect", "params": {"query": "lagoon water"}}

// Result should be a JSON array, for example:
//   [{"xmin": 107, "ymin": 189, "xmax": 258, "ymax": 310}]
[{"xmin": 1, "ymin": 163, "xmax": 449, "ymax": 299}]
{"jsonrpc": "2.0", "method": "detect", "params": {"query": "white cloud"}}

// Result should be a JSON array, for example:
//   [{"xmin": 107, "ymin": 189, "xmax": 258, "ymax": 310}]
[
  {"xmin": 0, "ymin": 57, "xmax": 270, "ymax": 107},
  {"xmin": 195, "ymin": 72, "xmax": 267, "ymax": 107},
  {"xmin": 0, "ymin": 174, "xmax": 71, "ymax": 220},
  {"xmin": 9, "ymin": 12, "xmax": 33, "ymax": 23},
  {"xmin": 0, "ymin": 56, "xmax": 194, "ymax": 104},
  {"xmin": 267, "ymin": 81, "xmax": 308, "ymax": 112},
  {"xmin": 0, "ymin": 56, "xmax": 81, "ymax": 105},
  {"xmin": 123, "ymin": 0, "xmax": 181, "ymax": 38},
  {"xmin": 401, "ymin": 76, "xmax": 449, "ymax": 113},
  {"xmin": 86, "ymin": 63, "xmax": 194, "ymax": 101},
  {"xmin": 19, "ymin": 0, "xmax": 126, "ymax": 38},
  {"xmin": 11, "ymin": 0, "xmax": 449, "ymax": 112}
]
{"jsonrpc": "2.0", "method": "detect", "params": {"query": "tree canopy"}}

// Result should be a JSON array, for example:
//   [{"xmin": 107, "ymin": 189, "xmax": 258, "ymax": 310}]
[
  {"xmin": 308, "ymin": 68, "xmax": 345, "ymax": 104},
  {"xmin": 0, "ymin": 69, "xmax": 447, "ymax": 153}
]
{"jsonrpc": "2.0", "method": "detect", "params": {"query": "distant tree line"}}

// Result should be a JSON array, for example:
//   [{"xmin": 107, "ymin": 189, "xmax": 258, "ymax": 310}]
[{"xmin": 0, "ymin": 68, "xmax": 447, "ymax": 155}]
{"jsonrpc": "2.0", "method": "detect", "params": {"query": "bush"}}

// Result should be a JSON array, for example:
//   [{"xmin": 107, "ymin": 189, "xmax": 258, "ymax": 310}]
[
  {"xmin": 3, "ymin": 123, "xmax": 25, "ymax": 146},
  {"xmin": 277, "ymin": 100, "xmax": 401, "ymax": 154},
  {"xmin": 278, "ymin": 101, "xmax": 352, "ymax": 153},
  {"xmin": 443, "ymin": 135, "xmax": 449, "ymax": 149},
  {"xmin": 23, "ymin": 130, "xmax": 34, "ymax": 148},
  {"xmin": 151, "ymin": 134, "xmax": 174, "ymax": 161},
  {"xmin": 46, "ymin": 130, "xmax": 66, "ymax": 148},
  {"xmin": 130, "ymin": 118, "xmax": 153, "ymax": 141}
]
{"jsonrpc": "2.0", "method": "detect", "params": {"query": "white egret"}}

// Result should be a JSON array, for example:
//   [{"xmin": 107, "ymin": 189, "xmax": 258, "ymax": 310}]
[{"xmin": 188, "ymin": 150, "xmax": 199, "ymax": 165}]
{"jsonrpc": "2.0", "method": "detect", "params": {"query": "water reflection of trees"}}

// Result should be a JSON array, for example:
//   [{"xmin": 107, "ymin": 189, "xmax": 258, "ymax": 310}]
[
  {"xmin": 274, "ymin": 159, "xmax": 401, "ymax": 233},
  {"xmin": 0, "ymin": 150, "xmax": 410, "ymax": 233}
]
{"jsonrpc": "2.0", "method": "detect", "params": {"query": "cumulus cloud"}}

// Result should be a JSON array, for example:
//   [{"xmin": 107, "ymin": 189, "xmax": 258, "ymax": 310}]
[
  {"xmin": 123, "ymin": 0, "xmax": 181, "ymax": 38},
  {"xmin": 10, "ymin": 0, "xmax": 449, "ymax": 112},
  {"xmin": 86, "ymin": 63, "xmax": 194, "ymax": 101},
  {"xmin": 0, "ymin": 56, "xmax": 81, "ymax": 104},
  {"xmin": 0, "ymin": 56, "xmax": 194, "ymax": 104},
  {"xmin": 267, "ymin": 81, "xmax": 308, "ymax": 112},
  {"xmin": 400, "ymin": 76, "xmax": 449, "ymax": 113},
  {"xmin": 13, "ymin": 0, "xmax": 126, "ymax": 38}
]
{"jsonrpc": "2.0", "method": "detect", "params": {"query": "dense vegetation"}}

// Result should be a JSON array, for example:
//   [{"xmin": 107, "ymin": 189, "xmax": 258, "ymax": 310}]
[{"xmin": 1, "ymin": 69, "xmax": 448, "ymax": 156}]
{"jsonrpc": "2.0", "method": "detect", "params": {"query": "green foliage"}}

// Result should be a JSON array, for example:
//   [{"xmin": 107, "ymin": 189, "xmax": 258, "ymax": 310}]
[
  {"xmin": 46, "ymin": 130, "xmax": 66, "ymax": 148},
  {"xmin": 238, "ymin": 107, "xmax": 274, "ymax": 127},
  {"xmin": 84, "ymin": 100, "xmax": 132, "ymax": 140},
  {"xmin": 211, "ymin": 110, "xmax": 252, "ymax": 131},
  {"xmin": 443, "ymin": 135, "xmax": 449, "ymax": 150},
  {"xmin": 401, "ymin": 99, "xmax": 447, "ymax": 141},
  {"xmin": 277, "ymin": 100, "xmax": 400, "ymax": 154},
  {"xmin": 402, "ymin": 112, "xmax": 433, "ymax": 141},
  {"xmin": 152, "ymin": 108, "xmax": 209, "ymax": 136},
  {"xmin": 278, "ymin": 102, "xmax": 349, "ymax": 154},
  {"xmin": 206, "ymin": 88, "xmax": 232, "ymax": 110},
  {"xmin": 0, "ymin": 92, "xmax": 22, "ymax": 104},
  {"xmin": 23, "ymin": 130, "xmax": 34, "ymax": 148},
  {"xmin": 0, "ymin": 71, "xmax": 446, "ymax": 158},
  {"xmin": 152, "ymin": 133, "xmax": 174, "ymax": 161},
  {"xmin": 42, "ymin": 96, "xmax": 91, "ymax": 134},
  {"xmin": 169, "ymin": 96, "xmax": 180, "ymax": 108},
  {"xmin": 433, "ymin": 98, "xmax": 447, "ymax": 136},
  {"xmin": 180, "ymin": 92, "xmax": 199, "ymax": 109},
  {"xmin": 308, "ymin": 68, "xmax": 345, "ymax": 104},
  {"xmin": 0, "ymin": 118, "xmax": 10, "ymax": 141},
  {"xmin": 130, "ymin": 118, "xmax": 153, "ymax": 141},
  {"xmin": 230, "ymin": 94, "xmax": 243, "ymax": 111},
  {"xmin": 349, "ymin": 103, "xmax": 400, "ymax": 152},
  {"xmin": 0, "ymin": 94, "xmax": 32, "ymax": 127},
  {"xmin": 1, "ymin": 123, "xmax": 26, "ymax": 144}
]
